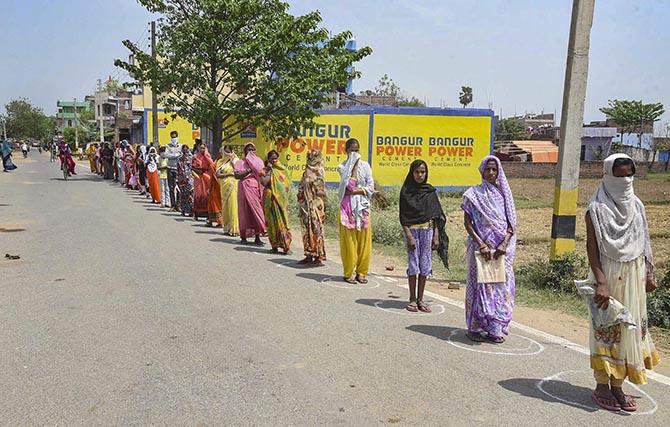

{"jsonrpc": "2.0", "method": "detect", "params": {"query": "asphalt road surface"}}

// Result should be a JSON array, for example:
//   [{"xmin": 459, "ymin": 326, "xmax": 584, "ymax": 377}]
[{"xmin": 1, "ymin": 153, "xmax": 669, "ymax": 426}]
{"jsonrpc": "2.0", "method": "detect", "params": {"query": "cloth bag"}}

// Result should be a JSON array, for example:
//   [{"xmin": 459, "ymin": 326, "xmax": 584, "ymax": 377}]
[
  {"xmin": 474, "ymin": 252, "xmax": 506, "ymax": 283},
  {"xmin": 574, "ymin": 279, "xmax": 636, "ymax": 330}
]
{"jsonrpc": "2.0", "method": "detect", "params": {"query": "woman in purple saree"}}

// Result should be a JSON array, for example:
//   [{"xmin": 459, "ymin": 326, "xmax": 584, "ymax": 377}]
[{"xmin": 461, "ymin": 156, "xmax": 517, "ymax": 343}]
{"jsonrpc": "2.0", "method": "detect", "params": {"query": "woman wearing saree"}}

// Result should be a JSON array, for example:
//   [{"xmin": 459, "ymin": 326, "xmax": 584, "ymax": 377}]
[
  {"xmin": 234, "ymin": 142, "xmax": 266, "ymax": 245},
  {"xmin": 86, "ymin": 143, "xmax": 97, "ymax": 173},
  {"xmin": 2, "ymin": 139, "xmax": 17, "ymax": 172},
  {"xmin": 337, "ymin": 138, "xmax": 374, "ymax": 284},
  {"xmin": 297, "ymin": 149, "xmax": 327, "ymax": 265},
  {"xmin": 260, "ymin": 150, "xmax": 292, "ymax": 254},
  {"xmin": 215, "ymin": 145, "xmax": 239, "ymax": 236},
  {"xmin": 192, "ymin": 142, "xmax": 214, "ymax": 221},
  {"xmin": 101, "ymin": 143, "xmax": 115, "ymax": 180},
  {"xmin": 206, "ymin": 147, "xmax": 228, "ymax": 228},
  {"xmin": 123, "ymin": 145, "xmax": 136, "ymax": 189},
  {"xmin": 586, "ymin": 154, "xmax": 660, "ymax": 412},
  {"xmin": 146, "ymin": 146, "xmax": 161, "ymax": 204},
  {"xmin": 461, "ymin": 155, "xmax": 516, "ymax": 344},
  {"xmin": 177, "ymin": 144, "xmax": 194, "ymax": 216}
]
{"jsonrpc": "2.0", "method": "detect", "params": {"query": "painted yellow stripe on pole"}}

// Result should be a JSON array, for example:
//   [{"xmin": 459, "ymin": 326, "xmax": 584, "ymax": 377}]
[
  {"xmin": 550, "ymin": 238, "xmax": 576, "ymax": 259},
  {"xmin": 552, "ymin": 187, "xmax": 579, "ymax": 216}
]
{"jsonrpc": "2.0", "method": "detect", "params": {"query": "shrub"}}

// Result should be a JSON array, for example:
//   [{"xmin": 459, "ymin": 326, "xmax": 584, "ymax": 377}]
[
  {"xmin": 371, "ymin": 209, "xmax": 404, "ymax": 246},
  {"xmin": 648, "ymin": 266, "xmax": 670, "ymax": 329},
  {"xmin": 516, "ymin": 252, "xmax": 588, "ymax": 294}
]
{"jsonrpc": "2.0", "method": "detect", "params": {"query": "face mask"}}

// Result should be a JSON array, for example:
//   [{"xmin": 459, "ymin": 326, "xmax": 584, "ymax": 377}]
[
  {"xmin": 170, "ymin": 137, "xmax": 178, "ymax": 145},
  {"xmin": 603, "ymin": 175, "xmax": 634, "ymax": 202}
]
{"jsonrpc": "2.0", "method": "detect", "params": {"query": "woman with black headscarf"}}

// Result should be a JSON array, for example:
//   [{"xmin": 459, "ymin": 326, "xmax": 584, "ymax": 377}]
[{"xmin": 399, "ymin": 159, "xmax": 449, "ymax": 312}]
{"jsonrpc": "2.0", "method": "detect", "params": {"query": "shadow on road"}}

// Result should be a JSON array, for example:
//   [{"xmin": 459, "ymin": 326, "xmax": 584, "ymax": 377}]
[
  {"xmin": 267, "ymin": 258, "xmax": 324, "ymax": 270},
  {"xmin": 210, "ymin": 237, "xmax": 246, "ymax": 245},
  {"xmin": 405, "ymin": 325, "xmax": 470, "ymax": 342},
  {"xmin": 498, "ymin": 378, "xmax": 600, "ymax": 413},
  {"xmin": 49, "ymin": 175, "xmax": 102, "ymax": 182},
  {"xmin": 296, "ymin": 272, "xmax": 340, "ymax": 283},
  {"xmin": 194, "ymin": 230, "xmax": 225, "ymax": 236}
]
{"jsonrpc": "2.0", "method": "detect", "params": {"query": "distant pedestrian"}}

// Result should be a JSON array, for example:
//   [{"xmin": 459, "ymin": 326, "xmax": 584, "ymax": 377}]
[
  {"xmin": 586, "ymin": 153, "xmax": 659, "ymax": 412},
  {"xmin": 234, "ymin": 142, "xmax": 266, "ymax": 245},
  {"xmin": 192, "ymin": 142, "xmax": 214, "ymax": 221},
  {"xmin": 338, "ymin": 138, "xmax": 374, "ymax": 284},
  {"xmin": 146, "ymin": 146, "xmax": 161, "ymax": 204},
  {"xmin": 462, "ymin": 156, "xmax": 516, "ymax": 343},
  {"xmin": 95, "ymin": 144, "xmax": 103, "ymax": 176},
  {"xmin": 2, "ymin": 139, "xmax": 17, "ymax": 172},
  {"xmin": 399, "ymin": 160, "xmax": 449, "ymax": 312},
  {"xmin": 176, "ymin": 144, "xmax": 194, "ymax": 216},
  {"xmin": 102, "ymin": 143, "xmax": 114, "ymax": 179},
  {"xmin": 86, "ymin": 143, "xmax": 97, "ymax": 172},
  {"xmin": 58, "ymin": 140, "xmax": 76, "ymax": 176},
  {"xmin": 136, "ymin": 145, "xmax": 148, "ymax": 196},
  {"xmin": 261, "ymin": 150, "xmax": 292, "ymax": 254},
  {"xmin": 215, "ymin": 145, "xmax": 239, "ymax": 236},
  {"xmin": 158, "ymin": 146, "xmax": 170, "ymax": 208},
  {"xmin": 124, "ymin": 145, "xmax": 136, "ymax": 189},
  {"xmin": 206, "ymin": 146, "xmax": 225, "ymax": 228},
  {"xmin": 162, "ymin": 131, "xmax": 181, "ymax": 211},
  {"xmin": 297, "ymin": 149, "xmax": 327, "ymax": 265}
]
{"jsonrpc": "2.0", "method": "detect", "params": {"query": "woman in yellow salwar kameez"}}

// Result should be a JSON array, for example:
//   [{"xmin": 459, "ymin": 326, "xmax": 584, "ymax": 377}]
[
  {"xmin": 586, "ymin": 154, "xmax": 660, "ymax": 413},
  {"xmin": 86, "ymin": 143, "xmax": 97, "ymax": 173},
  {"xmin": 337, "ymin": 138, "xmax": 374, "ymax": 284},
  {"xmin": 215, "ymin": 145, "xmax": 239, "ymax": 236},
  {"xmin": 260, "ymin": 150, "xmax": 292, "ymax": 254}
]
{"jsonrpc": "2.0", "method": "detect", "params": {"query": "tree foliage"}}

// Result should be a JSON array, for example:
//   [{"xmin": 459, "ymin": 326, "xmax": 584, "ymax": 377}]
[
  {"xmin": 459, "ymin": 86, "xmax": 472, "ymax": 108},
  {"xmin": 361, "ymin": 74, "xmax": 425, "ymax": 107},
  {"xmin": 495, "ymin": 117, "xmax": 528, "ymax": 141},
  {"xmin": 2, "ymin": 98, "xmax": 54, "ymax": 142},
  {"xmin": 115, "ymin": 0, "xmax": 371, "ymax": 152},
  {"xmin": 600, "ymin": 99, "xmax": 665, "ymax": 147}
]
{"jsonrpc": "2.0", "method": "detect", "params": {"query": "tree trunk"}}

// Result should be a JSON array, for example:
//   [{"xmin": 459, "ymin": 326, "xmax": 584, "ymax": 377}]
[{"xmin": 212, "ymin": 114, "xmax": 223, "ymax": 156}]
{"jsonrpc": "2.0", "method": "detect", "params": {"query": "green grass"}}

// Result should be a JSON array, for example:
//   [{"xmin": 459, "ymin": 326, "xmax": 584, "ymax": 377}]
[{"xmin": 515, "ymin": 286, "xmax": 588, "ymax": 318}]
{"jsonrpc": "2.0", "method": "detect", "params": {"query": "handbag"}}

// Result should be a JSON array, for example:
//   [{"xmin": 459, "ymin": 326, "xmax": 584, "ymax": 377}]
[{"xmin": 474, "ymin": 251, "xmax": 506, "ymax": 283}]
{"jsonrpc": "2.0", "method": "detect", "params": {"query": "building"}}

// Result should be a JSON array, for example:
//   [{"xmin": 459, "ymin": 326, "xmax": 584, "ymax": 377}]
[
  {"xmin": 494, "ymin": 140, "xmax": 558, "ymax": 163},
  {"xmin": 94, "ymin": 86, "xmax": 133, "ymax": 143},
  {"xmin": 55, "ymin": 99, "xmax": 93, "ymax": 132}
]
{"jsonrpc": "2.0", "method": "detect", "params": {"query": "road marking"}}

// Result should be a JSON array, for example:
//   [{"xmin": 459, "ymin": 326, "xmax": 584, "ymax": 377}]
[
  {"xmin": 536, "ymin": 370, "xmax": 658, "ymax": 416},
  {"xmin": 373, "ymin": 300, "xmax": 446, "ymax": 316},
  {"xmin": 445, "ymin": 329, "xmax": 545, "ymax": 356},
  {"xmin": 320, "ymin": 277, "xmax": 380, "ymax": 290},
  {"xmin": 414, "ymin": 288, "xmax": 670, "ymax": 387}
]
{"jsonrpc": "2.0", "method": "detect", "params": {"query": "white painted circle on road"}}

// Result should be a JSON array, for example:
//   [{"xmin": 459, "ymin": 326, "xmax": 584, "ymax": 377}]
[
  {"xmin": 373, "ymin": 300, "xmax": 446, "ymax": 316},
  {"xmin": 446, "ymin": 329, "xmax": 545, "ymax": 356},
  {"xmin": 320, "ymin": 277, "xmax": 380, "ymax": 290},
  {"xmin": 536, "ymin": 370, "xmax": 658, "ymax": 416}
]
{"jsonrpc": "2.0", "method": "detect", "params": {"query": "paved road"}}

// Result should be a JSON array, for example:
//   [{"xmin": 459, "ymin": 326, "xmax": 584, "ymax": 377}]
[{"xmin": 1, "ymin": 154, "xmax": 668, "ymax": 425}]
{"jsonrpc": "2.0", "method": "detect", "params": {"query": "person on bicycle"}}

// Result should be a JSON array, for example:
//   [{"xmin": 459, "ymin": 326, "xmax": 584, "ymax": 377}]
[
  {"xmin": 58, "ymin": 139, "xmax": 76, "ymax": 176},
  {"xmin": 21, "ymin": 142, "xmax": 28, "ymax": 158}
]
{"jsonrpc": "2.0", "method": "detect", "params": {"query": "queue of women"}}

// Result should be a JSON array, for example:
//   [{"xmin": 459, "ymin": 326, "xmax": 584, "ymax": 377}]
[{"xmin": 84, "ymin": 132, "xmax": 658, "ymax": 413}]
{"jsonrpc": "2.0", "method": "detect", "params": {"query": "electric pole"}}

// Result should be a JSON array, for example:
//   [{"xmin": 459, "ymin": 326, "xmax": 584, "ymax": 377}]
[
  {"xmin": 151, "ymin": 21, "xmax": 159, "ymax": 147},
  {"xmin": 550, "ymin": 0, "xmax": 595, "ymax": 260},
  {"xmin": 74, "ymin": 97, "xmax": 79, "ymax": 150},
  {"xmin": 98, "ymin": 79, "xmax": 104, "ymax": 144}
]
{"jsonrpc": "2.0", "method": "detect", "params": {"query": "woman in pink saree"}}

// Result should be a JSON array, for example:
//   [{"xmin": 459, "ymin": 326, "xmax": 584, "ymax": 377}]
[
  {"xmin": 191, "ymin": 142, "xmax": 214, "ymax": 221},
  {"xmin": 234, "ymin": 142, "xmax": 266, "ymax": 245}
]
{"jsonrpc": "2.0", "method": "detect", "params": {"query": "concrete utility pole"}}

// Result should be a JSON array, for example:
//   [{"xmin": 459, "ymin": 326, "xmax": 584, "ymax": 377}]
[
  {"xmin": 1, "ymin": 117, "xmax": 6, "ymax": 140},
  {"xmin": 98, "ymin": 79, "xmax": 104, "ymax": 144},
  {"xmin": 151, "ymin": 21, "xmax": 159, "ymax": 147},
  {"xmin": 74, "ymin": 97, "xmax": 79, "ymax": 150},
  {"xmin": 550, "ymin": 0, "xmax": 595, "ymax": 260}
]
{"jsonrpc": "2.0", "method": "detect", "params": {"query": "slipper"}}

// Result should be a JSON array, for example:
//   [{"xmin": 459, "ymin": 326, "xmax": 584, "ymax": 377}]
[
  {"xmin": 466, "ymin": 331, "xmax": 485, "ymax": 342},
  {"xmin": 355, "ymin": 275, "xmax": 368, "ymax": 284},
  {"xmin": 344, "ymin": 277, "xmax": 357, "ymax": 284},
  {"xmin": 592, "ymin": 392, "xmax": 621, "ymax": 412},
  {"xmin": 486, "ymin": 335, "xmax": 505, "ymax": 344},
  {"xmin": 611, "ymin": 391, "xmax": 638, "ymax": 412},
  {"xmin": 406, "ymin": 301, "xmax": 418, "ymax": 312},
  {"xmin": 417, "ymin": 300, "xmax": 432, "ymax": 313}
]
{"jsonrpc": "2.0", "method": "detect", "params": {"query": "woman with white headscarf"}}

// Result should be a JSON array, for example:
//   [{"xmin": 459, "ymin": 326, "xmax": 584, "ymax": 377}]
[
  {"xmin": 337, "ymin": 138, "xmax": 374, "ymax": 284},
  {"xmin": 586, "ymin": 153, "xmax": 659, "ymax": 412}
]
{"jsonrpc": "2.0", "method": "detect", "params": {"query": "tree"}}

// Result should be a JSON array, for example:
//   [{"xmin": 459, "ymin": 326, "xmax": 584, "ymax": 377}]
[
  {"xmin": 459, "ymin": 86, "xmax": 473, "ymax": 108},
  {"xmin": 599, "ymin": 99, "xmax": 665, "ymax": 148},
  {"xmin": 3, "ymin": 98, "xmax": 54, "ymax": 142},
  {"xmin": 362, "ymin": 74, "xmax": 425, "ymax": 107},
  {"xmin": 115, "ymin": 0, "xmax": 371, "ymax": 153},
  {"xmin": 62, "ymin": 126, "xmax": 93, "ymax": 149},
  {"xmin": 495, "ymin": 117, "xmax": 528, "ymax": 141}
]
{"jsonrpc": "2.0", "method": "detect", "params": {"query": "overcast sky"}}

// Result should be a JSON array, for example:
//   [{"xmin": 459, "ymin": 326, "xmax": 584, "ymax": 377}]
[{"xmin": 2, "ymin": 0, "xmax": 668, "ymax": 129}]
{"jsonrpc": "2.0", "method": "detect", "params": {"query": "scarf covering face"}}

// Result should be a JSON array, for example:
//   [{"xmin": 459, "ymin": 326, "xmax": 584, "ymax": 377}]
[
  {"xmin": 338, "ymin": 151, "xmax": 362, "ymax": 203},
  {"xmin": 146, "ymin": 147, "xmax": 158, "ymax": 172},
  {"xmin": 588, "ymin": 153, "xmax": 653, "ymax": 264},
  {"xmin": 299, "ymin": 149, "xmax": 325, "ymax": 204},
  {"xmin": 242, "ymin": 142, "xmax": 265, "ymax": 175},
  {"xmin": 399, "ymin": 159, "xmax": 450, "ymax": 268},
  {"xmin": 463, "ymin": 155, "xmax": 517, "ymax": 231}
]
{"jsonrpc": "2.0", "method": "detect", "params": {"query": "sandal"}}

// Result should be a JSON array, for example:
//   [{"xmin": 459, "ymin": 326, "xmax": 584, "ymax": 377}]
[
  {"xmin": 344, "ymin": 277, "xmax": 357, "ymax": 284},
  {"xmin": 355, "ymin": 275, "xmax": 368, "ymax": 284},
  {"xmin": 406, "ymin": 301, "xmax": 418, "ymax": 312},
  {"xmin": 591, "ymin": 391, "xmax": 621, "ymax": 412},
  {"xmin": 417, "ymin": 300, "xmax": 432, "ymax": 313},
  {"xmin": 611, "ymin": 388, "xmax": 638, "ymax": 412},
  {"xmin": 486, "ymin": 335, "xmax": 505, "ymax": 344},
  {"xmin": 466, "ymin": 331, "xmax": 486, "ymax": 342}
]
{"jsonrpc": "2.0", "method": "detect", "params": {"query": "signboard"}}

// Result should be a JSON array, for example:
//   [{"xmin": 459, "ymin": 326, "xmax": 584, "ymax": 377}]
[
  {"xmin": 277, "ymin": 112, "xmax": 371, "ymax": 183},
  {"xmin": 371, "ymin": 110, "xmax": 493, "ymax": 188},
  {"xmin": 144, "ymin": 109, "xmax": 199, "ymax": 148}
]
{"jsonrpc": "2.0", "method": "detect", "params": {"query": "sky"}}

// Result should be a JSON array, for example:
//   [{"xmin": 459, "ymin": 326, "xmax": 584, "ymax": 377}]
[{"xmin": 2, "ymin": 0, "xmax": 669, "ymax": 130}]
